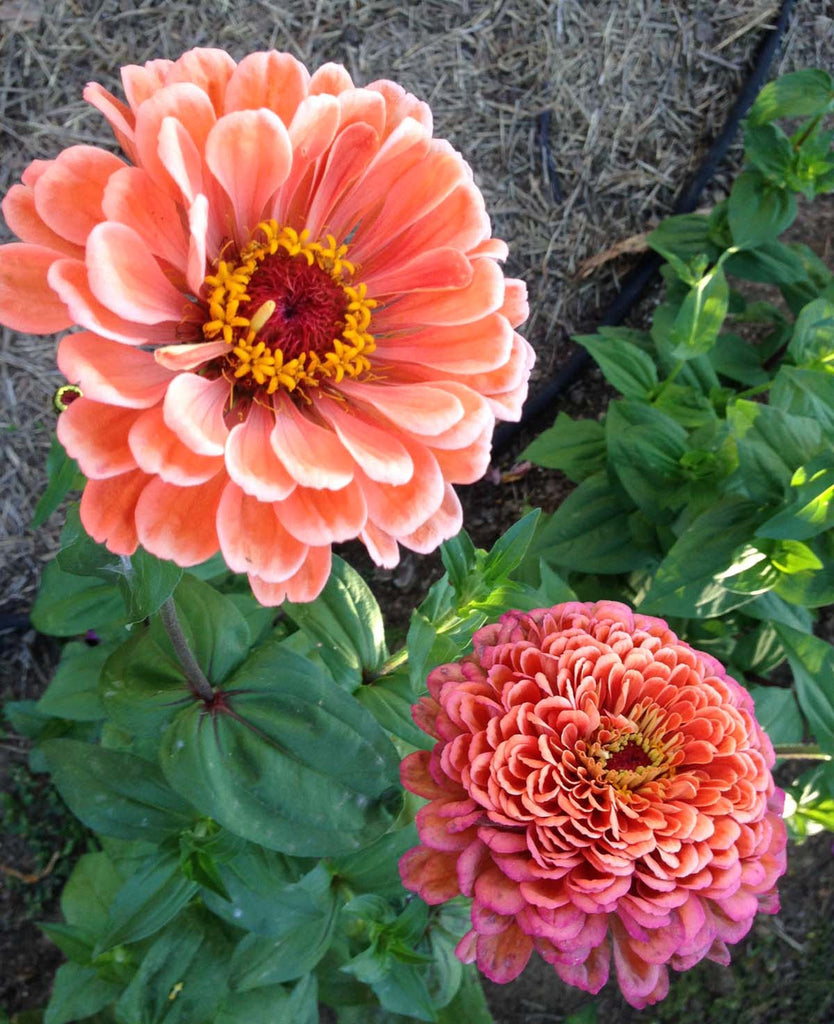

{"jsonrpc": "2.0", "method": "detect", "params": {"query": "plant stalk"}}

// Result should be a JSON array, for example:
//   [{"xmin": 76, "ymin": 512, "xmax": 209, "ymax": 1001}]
[
  {"xmin": 159, "ymin": 598, "xmax": 214, "ymax": 702},
  {"xmin": 773, "ymin": 743, "xmax": 831, "ymax": 761}
]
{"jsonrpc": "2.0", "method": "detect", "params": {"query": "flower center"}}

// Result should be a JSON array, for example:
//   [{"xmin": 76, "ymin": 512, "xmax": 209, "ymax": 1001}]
[
  {"xmin": 201, "ymin": 221, "xmax": 377, "ymax": 396},
  {"xmin": 605, "ymin": 740, "xmax": 652, "ymax": 773},
  {"xmin": 582, "ymin": 700, "xmax": 683, "ymax": 792}
]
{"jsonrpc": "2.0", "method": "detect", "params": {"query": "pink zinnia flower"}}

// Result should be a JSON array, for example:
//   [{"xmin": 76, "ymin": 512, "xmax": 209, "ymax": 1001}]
[
  {"xmin": 0, "ymin": 48, "xmax": 532, "ymax": 603},
  {"xmin": 400, "ymin": 601, "xmax": 787, "ymax": 1008}
]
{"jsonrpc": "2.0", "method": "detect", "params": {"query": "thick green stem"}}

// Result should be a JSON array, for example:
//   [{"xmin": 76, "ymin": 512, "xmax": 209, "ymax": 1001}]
[
  {"xmin": 378, "ymin": 646, "xmax": 409, "ymax": 678},
  {"xmin": 793, "ymin": 114, "xmax": 823, "ymax": 150},
  {"xmin": 773, "ymin": 743, "xmax": 831, "ymax": 761},
  {"xmin": 159, "ymin": 598, "xmax": 214, "ymax": 702},
  {"xmin": 652, "ymin": 360, "xmax": 684, "ymax": 403},
  {"xmin": 376, "ymin": 609, "xmax": 466, "ymax": 680},
  {"xmin": 733, "ymin": 380, "xmax": 773, "ymax": 402}
]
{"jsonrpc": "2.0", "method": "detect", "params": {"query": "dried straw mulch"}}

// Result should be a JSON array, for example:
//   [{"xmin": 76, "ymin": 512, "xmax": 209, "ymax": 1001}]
[{"xmin": 0, "ymin": 0, "xmax": 830, "ymax": 610}]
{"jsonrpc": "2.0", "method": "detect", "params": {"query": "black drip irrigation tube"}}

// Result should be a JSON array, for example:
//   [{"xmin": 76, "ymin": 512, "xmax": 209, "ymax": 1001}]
[
  {"xmin": 492, "ymin": 0, "xmax": 796, "ymax": 458},
  {"xmin": 0, "ymin": 0, "xmax": 797, "ymax": 635}
]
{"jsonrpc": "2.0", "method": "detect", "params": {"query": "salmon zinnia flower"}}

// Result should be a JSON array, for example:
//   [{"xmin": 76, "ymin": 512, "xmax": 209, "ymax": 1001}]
[
  {"xmin": 0, "ymin": 48, "xmax": 532, "ymax": 603},
  {"xmin": 400, "ymin": 601, "xmax": 787, "ymax": 1008}
]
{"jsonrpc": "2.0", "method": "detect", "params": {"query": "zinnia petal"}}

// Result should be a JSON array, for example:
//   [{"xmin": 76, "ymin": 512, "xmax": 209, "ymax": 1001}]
[
  {"xmin": 0, "ymin": 243, "xmax": 72, "ymax": 333},
  {"xmin": 58, "ymin": 331, "xmax": 175, "ymax": 409}
]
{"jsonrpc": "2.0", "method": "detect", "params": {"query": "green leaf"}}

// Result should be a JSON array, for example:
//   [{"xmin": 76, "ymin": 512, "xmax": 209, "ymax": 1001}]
[
  {"xmin": 770, "ymin": 539, "xmax": 823, "ymax": 575},
  {"xmin": 521, "ymin": 413, "xmax": 606, "ymax": 481},
  {"xmin": 54, "ymin": 511, "xmax": 183, "ymax": 623},
  {"xmin": 788, "ymin": 296, "xmax": 834, "ymax": 366},
  {"xmin": 32, "ymin": 434, "xmax": 84, "ymax": 528},
  {"xmin": 216, "ymin": 975, "xmax": 318, "ymax": 1024},
  {"xmin": 724, "ymin": 241, "xmax": 810, "ymax": 286},
  {"xmin": 44, "ymin": 962, "xmax": 120, "ymax": 1024},
  {"xmin": 229, "ymin": 868, "xmax": 337, "ymax": 989},
  {"xmin": 605, "ymin": 402, "xmax": 687, "ymax": 521},
  {"xmin": 114, "ymin": 909, "xmax": 232, "ymax": 1024},
  {"xmin": 425, "ymin": 930, "xmax": 463, "ymax": 1010},
  {"xmin": 647, "ymin": 213, "xmax": 714, "ymax": 265},
  {"xmin": 727, "ymin": 170, "xmax": 797, "ymax": 246},
  {"xmin": 37, "ymin": 640, "xmax": 112, "ymax": 721},
  {"xmin": 757, "ymin": 455, "xmax": 834, "ymax": 540},
  {"xmin": 160, "ymin": 643, "xmax": 401, "ymax": 857},
  {"xmin": 200, "ymin": 843, "xmax": 314, "ymax": 936},
  {"xmin": 99, "ymin": 625, "xmax": 194, "ymax": 738},
  {"xmin": 30, "ymin": 559, "xmax": 126, "ymax": 637},
  {"xmin": 669, "ymin": 265, "xmax": 729, "ymax": 358},
  {"xmin": 97, "ymin": 850, "xmax": 199, "ymax": 953},
  {"xmin": 733, "ymin": 620, "xmax": 786, "ymax": 676},
  {"xmin": 749, "ymin": 687, "xmax": 804, "ymax": 746},
  {"xmin": 330, "ymin": 823, "xmax": 418, "ymax": 899},
  {"xmin": 651, "ymin": 382, "xmax": 717, "ymax": 428},
  {"xmin": 482, "ymin": 509, "xmax": 541, "ymax": 582},
  {"xmin": 641, "ymin": 497, "xmax": 765, "ymax": 617},
  {"xmin": 773, "ymin": 624, "xmax": 834, "ymax": 754},
  {"xmin": 440, "ymin": 531, "xmax": 478, "ymax": 596},
  {"xmin": 728, "ymin": 400, "xmax": 823, "ymax": 503},
  {"xmin": 356, "ymin": 671, "xmax": 436, "ymax": 750},
  {"xmin": 708, "ymin": 332, "xmax": 769, "ymax": 387},
  {"xmin": 564, "ymin": 1005, "xmax": 599, "ymax": 1024},
  {"xmin": 61, "ymin": 852, "xmax": 124, "ymax": 936},
  {"xmin": 773, "ymin": 533, "xmax": 834, "ymax": 607},
  {"xmin": 748, "ymin": 69, "xmax": 834, "ymax": 125},
  {"xmin": 167, "ymin": 574, "xmax": 252, "ymax": 684},
  {"xmin": 55, "ymin": 504, "xmax": 122, "ymax": 580},
  {"xmin": 42, "ymin": 739, "xmax": 194, "ymax": 840},
  {"xmin": 379, "ymin": 961, "xmax": 439, "ymax": 1022},
  {"xmin": 771, "ymin": 366, "xmax": 834, "ymax": 443},
  {"xmin": 574, "ymin": 333, "xmax": 658, "ymax": 398},
  {"xmin": 744, "ymin": 592, "xmax": 813, "ymax": 632},
  {"xmin": 533, "ymin": 560, "xmax": 577, "ymax": 603},
  {"xmin": 529, "ymin": 472, "xmax": 653, "ymax": 574},
  {"xmin": 743, "ymin": 123, "xmax": 795, "ymax": 186},
  {"xmin": 437, "ymin": 965, "xmax": 495, "ymax": 1024},
  {"xmin": 285, "ymin": 556, "xmax": 387, "ymax": 689},
  {"xmin": 119, "ymin": 549, "xmax": 184, "ymax": 625},
  {"xmin": 405, "ymin": 611, "xmax": 462, "ymax": 693},
  {"xmin": 718, "ymin": 544, "xmax": 779, "ymax": 597},
  {"xmin": 39, "ymin": 921, "xmax": 95, "ymax": 966}
]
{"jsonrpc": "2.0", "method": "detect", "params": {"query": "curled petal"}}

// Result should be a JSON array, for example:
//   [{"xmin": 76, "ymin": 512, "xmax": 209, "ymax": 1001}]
[
  {"xmin": 86, "ymin": 222, "xmax": 186, "ymax": 325},
  {"xmin": 474, "ymin": 923, "xmax": 534, "ymax": 984},
  {"xmin": 357, "ymin": 438, "xmax": 444, "ymax": 539},
  {"xmin": 57, "ymin": 398, "xmax": 139, "ymax": 479},
  {"xmin": 205, "ymin": 109, "xmax": 293, "ymax": 239},
  {"xmin": 224, "ymin": 51, "xmax": 309, "ymax": 123},
  {"xmin": 129, "ymin": 407, "xmax": 223, "ymax": 485},
  {"xmin": 275, "ymin": 478, "xmax": 367, "ymax": 545},
  {"xmin": 2, "ymin": 184, "xmax": 84, "ymax": 258},
  {"xmin": 248, "ymin": 544, "xmax": 331, "ymax": 605},
  {"xmin": 0, "ymin": 243, "xmax": 71, "ymax": 334},
  {"xmin": 163, "ymin": 374, "xmax": 229, "ymax": 456},
  {"xmin": 217, "ymin": 481, "xmax": 307, "ymax": 582},
  {"xmin": 79, "ymin": 469, "xmax": 150, "ymax": 555},
  {"xmin": 316, "ymin": 397, "xmax": 413, "ymax": 485},
  {"xmin": 34, "ymin": 145, "xmax": 124, "ymax": 247},
  {"xmin": 102, "ymin": 167, "xmax": 190, "ymax": 273},
  {"xmin": 270, "ymin": 398, "xmax": 354, "ymax": 490},
  {"xmin": 135, "ymin": 472, "xmax": 226, "ymax": 566},
  {"xmin": 58, "ymin": 332, "xmax": 175, "ymax": 409},
  {"xmin": 225, "ymin": 402, "xmax": 297, "ymax": 501}
]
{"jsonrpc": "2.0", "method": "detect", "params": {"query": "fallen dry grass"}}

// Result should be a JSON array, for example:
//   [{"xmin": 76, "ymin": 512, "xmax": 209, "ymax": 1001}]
[{"xmin": 0, "ymin": 0, "xmax": 829, "ymax": 606}]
